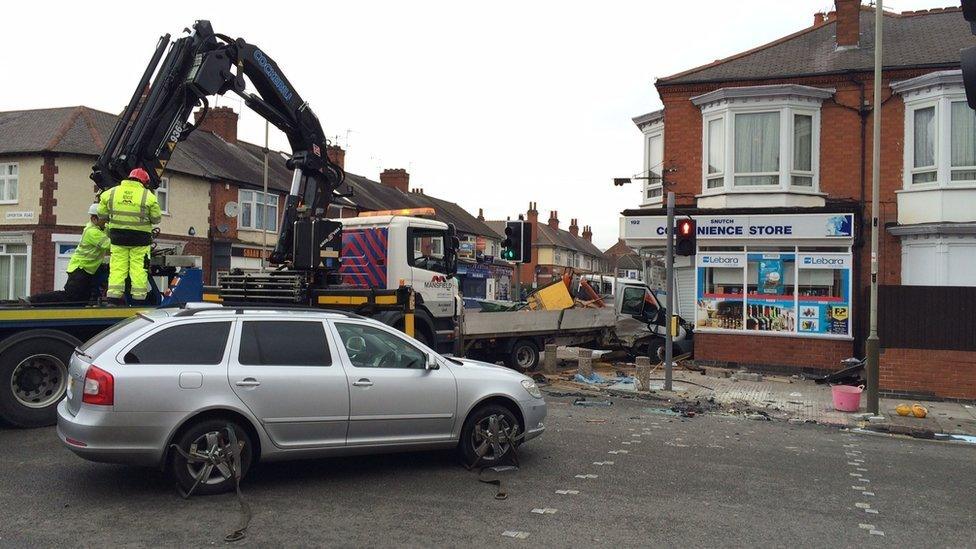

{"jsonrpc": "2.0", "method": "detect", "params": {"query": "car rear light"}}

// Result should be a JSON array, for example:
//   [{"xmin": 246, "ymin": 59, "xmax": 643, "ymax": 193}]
[{"xmin": 82, "ymin": 365, "xmax": 114, "ymax": 406}]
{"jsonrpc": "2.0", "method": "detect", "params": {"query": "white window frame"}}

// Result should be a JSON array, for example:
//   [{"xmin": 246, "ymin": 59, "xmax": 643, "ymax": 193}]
[
  {"xmin": 693, "ymin": 86, "xmax": 830, "ymax": 197},
  {"xmin": 894, "ymin": 72, "xmax": 976, "ymax": 191},
  {"xmin": 156, "ymin": 177, "xmax": 170, "ymax": 214},
  {"xmin": 0, "ymin": 162, "xmax": 19, "ymax": 205},
  {"xmin": 238, "ymin": 189, "xmax": 279, "ymax": 232},
  {"xmin": 639, "ymin": 115, "xmax": 665, "ymax": 207},
  {"xmin": 0, "ymin": 240, "xmax": 31, "ymax": 300},
  {"xmin": 643, "ymin": 130, "xmax": 665, "ymax": 206}
]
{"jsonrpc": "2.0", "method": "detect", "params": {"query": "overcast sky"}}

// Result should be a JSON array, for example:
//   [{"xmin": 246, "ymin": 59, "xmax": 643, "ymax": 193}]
[{"xmin": 0, "ymin": 0, "xmax": 948, "ymax": 249}]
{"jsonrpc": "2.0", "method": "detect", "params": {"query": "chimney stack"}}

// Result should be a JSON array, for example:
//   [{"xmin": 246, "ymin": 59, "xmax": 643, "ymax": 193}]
[
  {"xmin": 194, "ymin": 106, "xmax": 238, "ymax": 143},
  {"xmin": 477, "ymin": 208, "xmax": 485, "ymax": 221},
  {"xmin": 814, "ymin": 12, "xmax": 826, "ymax": 26},
  {"xmin": 380, "ymin": 168, "xmax": 410, "ymax": 193},
  {"xmin": 326, "ymin": 145, "xmax": 345, "ymax": 170},
  {"xmin": 834, "ymin": 0, "xmax": 860, "ymax": 49},
  {"xmin": 548, "ymin": 210, "xmax": 559, "ymax": 230},
  {"xmin": 526, "ymin": 202, "xmax": 538, "ymax": 224},
  {"xmin": 569, "ymin": 218, "xmax": 579, "ymax": 237},
  {"xmin": 582, "ymin": 225, "xmax": 593, "ymax": 242}
]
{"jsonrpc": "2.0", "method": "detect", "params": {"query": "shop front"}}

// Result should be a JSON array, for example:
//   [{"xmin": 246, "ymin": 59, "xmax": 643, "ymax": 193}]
[{"xmin": 622, "ymin": 208, "xmax": 858, "ymax": 373}]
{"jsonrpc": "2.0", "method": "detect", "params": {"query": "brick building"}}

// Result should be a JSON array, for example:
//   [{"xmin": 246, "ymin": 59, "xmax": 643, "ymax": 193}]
[
  {"xmin": 0, "ymin": 105, "xmax": 499, "ymax": 297},
  {"xmin": 488, "ymin": 202, "xmax": 609, "ymax": 292},
  {"xmin": 620, "ymin": 2, "xmax": 976, "ymax": 397}
]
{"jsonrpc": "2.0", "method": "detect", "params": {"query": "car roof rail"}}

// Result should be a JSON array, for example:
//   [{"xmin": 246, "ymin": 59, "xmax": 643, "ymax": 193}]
[{"xmin": 172, "ymin": 303, "xmax": 366, "ymax": 319}]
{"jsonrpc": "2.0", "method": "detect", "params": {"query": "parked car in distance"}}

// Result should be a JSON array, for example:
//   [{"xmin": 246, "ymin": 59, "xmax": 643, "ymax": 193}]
[{"xmin": 57, "ymin": 304, "xmax": 546, "ymax": 494}]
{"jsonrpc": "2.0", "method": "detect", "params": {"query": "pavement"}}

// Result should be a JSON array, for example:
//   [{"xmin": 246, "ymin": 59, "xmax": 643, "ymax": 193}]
[
  {"xmin": 550, "ymin": 362, "xmax": 976, "ymax": 439},
  {"xmin": 2, "ymin": 395, "xmax": 976, "ymax": 547}
]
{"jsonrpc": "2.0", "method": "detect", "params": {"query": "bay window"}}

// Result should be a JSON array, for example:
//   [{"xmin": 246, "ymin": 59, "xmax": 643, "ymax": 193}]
[
  {"xmin": 692, "ymin": 84, "xmax": 832, "ymax": 198},
  {"xmin": 646, "ymin": 133, "xmax": 664, "ymax": 201}
]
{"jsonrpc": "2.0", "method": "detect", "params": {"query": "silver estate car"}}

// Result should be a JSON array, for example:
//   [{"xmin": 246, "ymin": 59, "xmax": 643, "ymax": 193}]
[{"xmin": 57, "ymin": 305, "xmax": 546, "ymax": 494}]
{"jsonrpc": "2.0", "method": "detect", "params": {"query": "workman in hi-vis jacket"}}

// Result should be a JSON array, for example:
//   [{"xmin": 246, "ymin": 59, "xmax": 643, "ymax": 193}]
[
  {"xmin": 29, "ymin": 203, "xmax": 111, "ymax": 303},
  {"xmin": 98, "ymin": 168, "xmax": 161, "ymax": 302}
]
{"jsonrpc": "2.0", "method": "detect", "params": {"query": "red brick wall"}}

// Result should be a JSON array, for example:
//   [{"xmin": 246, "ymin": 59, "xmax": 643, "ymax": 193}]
[
  {"xmin": 210, "ymin": 181, "xmax": 240, "ymax": 240},
  {"xmin": 880, "ymin": 348, "xmax": 976, "ymax": 400},
  {"xmin": 695, "ymin": 332, "xmax": 853, "ymax": 373}
]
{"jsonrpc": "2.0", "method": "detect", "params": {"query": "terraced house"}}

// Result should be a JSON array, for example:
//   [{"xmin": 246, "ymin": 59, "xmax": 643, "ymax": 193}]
[
  {"xmin": 622, "ymin": 1, "xmax": 976, "ymax": 398},
  {"xmin": 0, "ymin": 105, "xmax": 502, "ymax": 298}
]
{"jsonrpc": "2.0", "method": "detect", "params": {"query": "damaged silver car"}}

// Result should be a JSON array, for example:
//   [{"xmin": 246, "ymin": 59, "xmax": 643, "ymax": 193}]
[{"xmin": 57, "ymin": 305, "xmax": 546, "ymax": 494}]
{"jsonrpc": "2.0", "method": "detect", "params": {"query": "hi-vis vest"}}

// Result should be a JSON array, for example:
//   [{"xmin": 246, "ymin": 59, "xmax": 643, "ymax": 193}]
[
  {"xmin": 67, "ymin": 223, "xmax": 111, "ymax": 275},
  {"xmin": 98, "ymin": 179, "xmax": 162, "ymax": 234}
]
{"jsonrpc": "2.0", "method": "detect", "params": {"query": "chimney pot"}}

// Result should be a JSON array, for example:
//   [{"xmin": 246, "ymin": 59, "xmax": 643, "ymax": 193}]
[
  {"xmin": 548, "ymin": 210, "xmax": 560, "ymax": 230},
  {"xmin": 814, "ymin": 12, "xmax": 825, "ymax": 26},
  {"xmin": 193, "ymin": 106, "xmax": 238, "ymax": 143},
  {"xmin": 569, "ymin": 218, "xmax": 580, "ymax": 237}
]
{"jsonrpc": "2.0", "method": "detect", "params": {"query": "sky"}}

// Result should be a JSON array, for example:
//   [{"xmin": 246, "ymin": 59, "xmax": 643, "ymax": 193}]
[{"xmin": 0, "ymin": 0, "xmax": 950, "ymax": 249}]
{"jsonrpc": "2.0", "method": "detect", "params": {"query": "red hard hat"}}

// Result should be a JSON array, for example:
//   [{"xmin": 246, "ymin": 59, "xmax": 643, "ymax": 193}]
[{"xmin": 128, "ymin": 168, "xmax": 150, "ymax": 184}]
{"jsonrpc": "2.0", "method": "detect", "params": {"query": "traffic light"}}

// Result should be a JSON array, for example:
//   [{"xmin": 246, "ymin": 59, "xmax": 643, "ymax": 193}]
[
  {"xmin": 962, "ymin": 1, "xmax": 976, "ymax": 108},
  {"xmin": 675, "ymin": 218, "xmax": 696, "ymax": 256},
  {"xmin": 502, "ymin": 220, "xmax": 530, "ymax": 263}
]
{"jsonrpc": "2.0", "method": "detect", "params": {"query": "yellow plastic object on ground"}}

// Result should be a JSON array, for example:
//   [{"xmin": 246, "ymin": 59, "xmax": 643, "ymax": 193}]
[
  {"xmin": 912, "ymin": 404, "xmax": 928, "ymax": 418},
  {"xmin": 526, "ymin": 280, "xmax": 575, "ymax": 311},
  {"xmin": 895, "ymin": 404, "xmax": 912, "ymax": 416}
]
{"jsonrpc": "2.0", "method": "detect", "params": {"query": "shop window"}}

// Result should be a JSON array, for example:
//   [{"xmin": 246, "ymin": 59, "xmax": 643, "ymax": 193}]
[
  {"xmin": 0, "ymin": 243, "xmax": 28, "ymax": 300},
  {"xmin": 796, "ymin": 256, "xmax": 850, "ymax": 335},
  {"xmin": 696, "ymin": 258, "xmax": 744, "ymax": 330},
  {"xmin": 745, "ymin": 253, "xmax": 796, "ymax": 333}
]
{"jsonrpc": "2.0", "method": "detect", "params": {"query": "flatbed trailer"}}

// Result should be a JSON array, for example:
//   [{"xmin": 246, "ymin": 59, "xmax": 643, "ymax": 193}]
[
  {"xmin": 0, "ymin": 262, "xmax": 202, "ymax": 428},
  {"xmin": 460, "ymin": 307, "xmax": 618, "ymax": 371}
]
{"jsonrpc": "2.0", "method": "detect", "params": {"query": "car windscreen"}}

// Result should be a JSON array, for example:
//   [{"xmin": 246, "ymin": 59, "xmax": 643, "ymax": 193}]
[{"xmin": 78, "ymin": 316, "xmax": 152, "ymax": 357}]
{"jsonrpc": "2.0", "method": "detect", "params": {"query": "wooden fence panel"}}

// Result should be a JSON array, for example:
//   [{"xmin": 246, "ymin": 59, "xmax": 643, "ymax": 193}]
[{"xmin": 878, "ymin": 285, "xmax": 976, "ymax": 351}]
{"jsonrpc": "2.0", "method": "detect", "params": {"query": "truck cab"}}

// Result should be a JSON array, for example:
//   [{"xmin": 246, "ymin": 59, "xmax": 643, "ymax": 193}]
[{"xmin": 338, "ymin": 215, "xmax": 462, "ymax": 353}]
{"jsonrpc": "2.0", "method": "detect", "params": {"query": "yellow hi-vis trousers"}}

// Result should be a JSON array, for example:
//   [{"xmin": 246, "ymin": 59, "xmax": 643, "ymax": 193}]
[{"xmin": 108, "ymin": 244, "xmax": 151, "ymax": 300}]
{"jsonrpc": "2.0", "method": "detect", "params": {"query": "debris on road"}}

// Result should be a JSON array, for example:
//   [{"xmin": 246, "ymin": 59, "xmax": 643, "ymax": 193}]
[{"xmin": 574, "ymin": 397, "xmax": 612, "ymax": 407}]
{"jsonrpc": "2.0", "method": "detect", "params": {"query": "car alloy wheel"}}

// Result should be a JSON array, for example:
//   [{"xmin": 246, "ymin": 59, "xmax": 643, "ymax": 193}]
[{"xmin": 471, "ymin": 413, "xmax": 517, "ymax": 463}]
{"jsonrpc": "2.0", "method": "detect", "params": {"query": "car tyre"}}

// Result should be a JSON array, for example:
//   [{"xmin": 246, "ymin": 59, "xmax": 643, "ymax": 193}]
[
  {"xmin": 506, "ymin": 339, "xmax": 539, "ymax": 372},
  {"xmin": 0, "ymin": 336, "xmax": 74, "ymax": 428},
  {"xmin": 459, "ymin": 403, "xmax": 521, "ymax": 467},
  {"xmin": 169, "ymin": 418, "xmax": 254, "ymax": 496}
]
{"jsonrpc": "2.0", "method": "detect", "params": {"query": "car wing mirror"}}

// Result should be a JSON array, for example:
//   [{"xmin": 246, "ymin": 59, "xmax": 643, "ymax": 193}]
[{"xmin": 425, "ymin": 354, "xmax": 440, "ymax": 371}]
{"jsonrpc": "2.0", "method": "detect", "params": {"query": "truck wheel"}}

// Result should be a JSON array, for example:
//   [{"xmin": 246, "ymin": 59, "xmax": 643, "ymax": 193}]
[
  {"xmin": 0, "ymin": 336, "xmax": 74, "ymax": 428},
  {"xmin": 506, "ymin": 339, "xmax": 539, "ymax": 371}
]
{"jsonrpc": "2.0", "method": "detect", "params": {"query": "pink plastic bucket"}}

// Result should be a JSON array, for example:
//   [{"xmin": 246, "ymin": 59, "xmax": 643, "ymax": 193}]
[{"xmin": 831, "ymin": 385, "xmax": 863, "ymax": 412}]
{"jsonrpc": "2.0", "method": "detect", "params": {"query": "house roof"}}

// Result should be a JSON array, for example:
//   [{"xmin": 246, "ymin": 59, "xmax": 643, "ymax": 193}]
[
  {"xmin": 603, "ymin": 239, "xmax": 636, "ymax": 258},
  {"xmin": 0, "ymin": 105, "xmax": 495, "ymax": 234},
  {"xmin": 613, "ymin": 254, "xmax": 643, "ymax": 271},
  {"xmin": 485, "ymin": 220, "xmax": 604, "ymax": 258},
  {"xmin": 659, "ymin": 8, "xmax": 975, "ymax": 85}
]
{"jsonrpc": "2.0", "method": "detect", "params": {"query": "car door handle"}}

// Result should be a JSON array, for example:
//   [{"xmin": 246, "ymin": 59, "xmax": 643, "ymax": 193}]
[
  {"xmin": 352, "ymin": 378, "xmax": 373, "ymax": 387},
  {"xmin": 235, "ymin": 378, "xmax": 261, "ymax": 387}
]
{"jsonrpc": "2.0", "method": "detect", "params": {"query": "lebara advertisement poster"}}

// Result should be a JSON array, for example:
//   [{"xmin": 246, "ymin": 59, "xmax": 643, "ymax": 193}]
[{"xmin": 796, "ymin": 256, "xmax": 851, "ymax": 336}]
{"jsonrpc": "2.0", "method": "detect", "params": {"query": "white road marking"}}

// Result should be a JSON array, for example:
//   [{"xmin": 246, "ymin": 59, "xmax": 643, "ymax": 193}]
[
  {"xmin": 555, "ymin": 490, "xmax": 579, "ymax": 495},
  {"xmin": 855, "ymin": 503, "xmax": 871, "ymax": 509},
  {"xmin": 852, "ymin": 485, "xmax": 866, "ymax": 490},
  {"xmin": 531, "ymin": 508, "xmax": 557, "ymax": 515},
  {"xmin": 574, "ymin": 474, "xmax": 598, "ymax": 479},
  {"xmin": 858, "ymin": 523, "xmax": 875, "ymax": 530},
  {"xmin": 870, "ymin": 530, "xmax": 885, "ymax": 536},
  {"xmin": 865, "ymin": 509, "xmax": 879, "ymax": 514},
  {"xmin": 502, "ymin": 531, "xmax": 530, "ymax": 539},
  {"xmin": 850, "ymin": 473, "xmax": 862, "ymax": 477},
  {"xmin": 862, "ymin": 492, "xmax": 875, "ymax": 496}
]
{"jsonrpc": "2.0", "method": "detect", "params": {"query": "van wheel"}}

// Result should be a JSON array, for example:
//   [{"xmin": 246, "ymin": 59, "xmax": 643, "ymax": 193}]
[
  {"xmin": 0, "ymin": 336, "xmax": 74, "ymax": 428},
  {"xmin": 506, "ymin": 339, "xmax": 539, "ymax": 371},
  {"xmin": 169, "ymin": 419, "xmax": 253, "ymax": 496},
  {"xmin": 459, "ymin": 404, "xmax": 521, "ymax": 467}
]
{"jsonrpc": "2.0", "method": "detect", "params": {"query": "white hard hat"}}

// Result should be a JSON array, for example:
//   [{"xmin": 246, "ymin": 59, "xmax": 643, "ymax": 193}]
[{"xmin": 88, "ymin": 204, "xmax": 99, "ymax": 216}]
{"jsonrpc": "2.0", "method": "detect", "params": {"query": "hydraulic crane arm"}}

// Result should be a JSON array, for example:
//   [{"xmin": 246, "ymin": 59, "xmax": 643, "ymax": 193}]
[{"xmin": 92, "ymin": 20, "xmax": 343, "ymax": 265}]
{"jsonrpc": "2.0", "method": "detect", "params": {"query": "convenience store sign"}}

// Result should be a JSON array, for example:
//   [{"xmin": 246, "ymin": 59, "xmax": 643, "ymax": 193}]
[{"xmin": 624, "ymin": 213, "xmax": 854, "ymax": 240}]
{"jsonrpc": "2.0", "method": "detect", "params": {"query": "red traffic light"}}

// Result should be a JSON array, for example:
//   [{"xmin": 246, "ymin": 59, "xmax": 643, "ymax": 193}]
[
  {"xmin": 675, "ymin": 219, "xmax": 696, "ymax": 256},
  {"xmin": 677, "ymin": 219, "xmax": 693, "ymax": 235}
]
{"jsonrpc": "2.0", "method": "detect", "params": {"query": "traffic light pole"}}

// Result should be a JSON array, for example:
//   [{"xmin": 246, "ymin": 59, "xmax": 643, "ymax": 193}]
[
  {"xmin": 664, "ymin": 191, "xmax": 674, "ymax": 391},
  {"xmin": 513, "ymin": 263, "xmax": 521, "ymax": 301}
]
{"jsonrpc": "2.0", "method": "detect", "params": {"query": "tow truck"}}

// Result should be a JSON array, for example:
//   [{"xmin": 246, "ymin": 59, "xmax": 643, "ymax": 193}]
[{"xmin": 0, "ymin": 20, "xmax": 459, "ymax": 428}]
